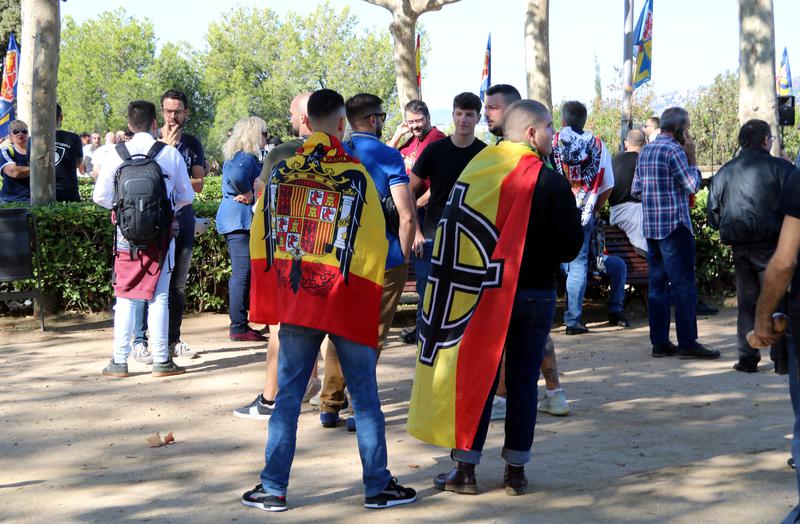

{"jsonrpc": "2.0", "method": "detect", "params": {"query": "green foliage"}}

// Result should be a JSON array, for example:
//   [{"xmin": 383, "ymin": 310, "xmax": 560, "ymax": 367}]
[
  {"xmin": 583, "ymin": 86, "xmax": 656, "ymax": 153},
  {"xmin": 0, "ymin": 0, "xmax": 20, "ymax": 52},
  {"xmin": 1, "ymin": 199, "xmax": 231, "ymax": 313},
  {"xmin": 59, "ymin": 10, "xmax": 157, "ymax": 134},
  {"xmin": 687, "ymin": 72, "xmax": 740, "ymax": 167},
  {"xmin": 691, "ymin": 188, "xmax": 735, "ymax": 297},
  {"xmin": 203, "ymin": 3, "xmax": 396, "ymax": 159}
]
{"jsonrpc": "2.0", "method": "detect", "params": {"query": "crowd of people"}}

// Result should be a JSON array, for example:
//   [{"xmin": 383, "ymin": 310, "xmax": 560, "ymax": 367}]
[{"xmin": 4, "ymin": 82, "xmax": 799, "ymax": 519}]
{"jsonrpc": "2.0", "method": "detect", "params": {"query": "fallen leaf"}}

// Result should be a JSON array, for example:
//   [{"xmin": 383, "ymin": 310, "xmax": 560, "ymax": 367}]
[
  {"xmin": 146, "ymin": 432, "xmax": 163, "ymax": 448},
  {"xmin": 408, "ymin": 464, "xmax": 420, "ymax": 469},
  {"xmin": 164, "ymin": 432, "xmax": 175, "ymax": 445}
]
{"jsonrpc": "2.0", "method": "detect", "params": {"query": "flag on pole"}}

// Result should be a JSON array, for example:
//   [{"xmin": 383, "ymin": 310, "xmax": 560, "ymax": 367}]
[
  {"xmin": 479, "ymin": 33, "xmax": 491, "ymax": 101},
  {"xmin": 633, "ymin": 0, "xmax": 653, "ymax": 90},
  {"xmin": 415, "ymin": 33, "xmax": 421, "ymax": 95},
  {"xmin": 778, "ymin": 47, "xmax": 793, "ymax": 96},
  {"xmin": 0, "ymin": 33, "xmax": 19, "ymax": 138}
]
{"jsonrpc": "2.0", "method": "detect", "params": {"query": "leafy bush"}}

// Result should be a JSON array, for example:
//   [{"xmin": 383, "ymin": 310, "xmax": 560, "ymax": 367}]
[
  {"xmin": 1, "ymin": 198, "xmax": 231, "ymax": 313},
  {"xmin": 692, "ymin": 188, "xmax": 735, "ymax": 297}
]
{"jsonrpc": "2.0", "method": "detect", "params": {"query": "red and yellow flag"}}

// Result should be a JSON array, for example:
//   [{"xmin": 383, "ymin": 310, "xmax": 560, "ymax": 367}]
[
  {"xmin": 407, "ymin": 141, "xmax": 542, "ymax": 450},
  {"xmin": 249, "ymin": 132, "xmax": 388, "ymax": 348}
]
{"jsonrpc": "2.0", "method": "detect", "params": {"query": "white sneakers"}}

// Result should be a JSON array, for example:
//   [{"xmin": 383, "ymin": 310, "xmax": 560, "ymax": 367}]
[{"xmin": 538, "ymin": 389, "xmax": 570, "ymax": 416}]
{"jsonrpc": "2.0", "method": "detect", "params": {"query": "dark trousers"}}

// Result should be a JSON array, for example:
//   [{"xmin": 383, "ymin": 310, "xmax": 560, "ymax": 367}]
[
  {"xmin": 785, "ymin": 318, "xmax": 800, "ymax": 524},
  {"xmin": 733, "ymin": 245, "xmax": 783, "ymax": 363},
  {"xmin": 646, "ymin": 225, "xmax": 698, "ymax": 348},
  {"xmin": 225, "ymin": 230, "xmax": 251, "ymax": 334},
  {"xmin": 133, "ymin": 204, "xmax": 195, "ymax": 346},
  {"xmin": 453, "ymin": 289, "xmax": 556, "ymax": 466}
]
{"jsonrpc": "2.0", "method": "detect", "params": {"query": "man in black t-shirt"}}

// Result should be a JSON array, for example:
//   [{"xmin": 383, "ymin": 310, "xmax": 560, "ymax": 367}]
[
  {"xmin": 609, "ymin": 128, "xmax": 647, "ymax": 255},
  {"xmin": 54, "ymin": 104, "xmax": 83, "ymax": 202},
  {"xmin": 752, "ymin": 167, "xmax": 800, "ymax": 523},
  {"xmin": 409, "ymin": 92, "xmax": 486, "ymax": 340}
]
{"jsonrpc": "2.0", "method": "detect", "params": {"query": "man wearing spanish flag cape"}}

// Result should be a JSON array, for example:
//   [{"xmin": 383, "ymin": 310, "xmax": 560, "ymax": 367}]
[
  {"xmin": 408, "ymin": 100, "xmax": 583, "ymax": 496},
  {"xmin": 242, "ymin": 89, "xmax": 416, "ymax": 512}
]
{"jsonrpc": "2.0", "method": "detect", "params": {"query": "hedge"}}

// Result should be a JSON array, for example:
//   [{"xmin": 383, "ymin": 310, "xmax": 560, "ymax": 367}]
[{"xmin": 3, "ymin": 181, "xmax": 736, "ymax": 314}]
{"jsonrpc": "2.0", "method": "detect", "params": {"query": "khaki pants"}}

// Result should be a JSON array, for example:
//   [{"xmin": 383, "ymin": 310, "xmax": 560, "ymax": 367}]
[{"xmin": 320, "ymin": 263, "xmax": 408, "ymax": 413}]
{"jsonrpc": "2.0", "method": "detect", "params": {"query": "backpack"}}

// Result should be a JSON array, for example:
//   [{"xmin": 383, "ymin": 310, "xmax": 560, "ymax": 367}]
[{"xmin": 112, "ymin": 141, "xmax": 172, "ymax": 260}]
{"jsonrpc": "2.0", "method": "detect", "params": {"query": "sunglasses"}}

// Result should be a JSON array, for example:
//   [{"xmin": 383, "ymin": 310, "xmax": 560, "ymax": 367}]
[
  {"xmin": 364, "ymin": 112, "xmax": 387, "ymax": 122},
  {"xmin": 12, "ymin": 129, "xmax": 28, "ymax": 135}
]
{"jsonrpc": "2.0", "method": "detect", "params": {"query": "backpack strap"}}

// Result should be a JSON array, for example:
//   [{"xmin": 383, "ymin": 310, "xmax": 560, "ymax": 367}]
[
  {"xmin": 145, "ymin": 141, "xmax": 166, "ymax": 159},
  {"xmin": 115, "ymin": 143, "xmax": 132, "ymax": 161}
]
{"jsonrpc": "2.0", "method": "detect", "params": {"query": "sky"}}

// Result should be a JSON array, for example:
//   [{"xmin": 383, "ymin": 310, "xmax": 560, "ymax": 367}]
[{"xmin": 61, "ymin": 0, "xmax": 800, "ymax": 114}]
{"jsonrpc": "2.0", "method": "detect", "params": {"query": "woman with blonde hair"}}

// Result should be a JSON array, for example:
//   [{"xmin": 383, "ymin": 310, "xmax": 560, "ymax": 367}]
[{"xmin": 216, "ymin": 116, "xmax": 269, "ymax": 341}]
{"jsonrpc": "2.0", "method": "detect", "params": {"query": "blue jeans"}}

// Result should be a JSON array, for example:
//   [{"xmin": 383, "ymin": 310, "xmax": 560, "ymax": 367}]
[
  {"xmin": 646, "ymin": 225, "xmax": 698, "ymax": 348},
  {"xmin": 225, "ymin": 230, "xmax": 251, "ymax": 334},
  {"xmin": 453, "ymin": 289, "xmax": 556, "ymax": 465},
  {"xmin": 602, "ymin": 254, "xmax": 627, "ymax": 314},
  {"xmin": 260, "ymin": 323, "xmax": 392, "ymax": 497},
  {"xmin": 785, "ymin": 327, "xmax": 800, "ymax": 524},
  {"xmin": 563, "ymin": 218, "xmax": 593, "ymax": 327},
  {"xmin": 132, "ymin": 205, "xmax": 195, "ymax": 346},
  {"xmin": 414, "ymin": 239, "xmax": 434, "ymax": 332}
]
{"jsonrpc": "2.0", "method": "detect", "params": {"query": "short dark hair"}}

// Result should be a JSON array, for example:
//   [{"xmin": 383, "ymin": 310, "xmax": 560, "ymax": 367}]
[
  {"xmin": 127, "ymin": 100, "xmax": 157, "ymax": 131},
  {"xmin": 660, "ymin": 107, "xmax": 689, "ymax": 134},
  {"xmin": 647, "ymin": 116, "xmax": 660, "ymax": 127},
  {"xmin": 405, "ymin": 99, "xmax": 430, "ymax": 118},
  {"xmin": 485, "ymin": 84, "xmax": 522, "ymax": 105},
  {"xmin": 79, "ymin": 132, "xmax": 90, "ymax": 139},
  {"xmin": 453, "ymin": 92, "xmax": 482, "ymax": 113},
  {"xmin": 308, "ymin": 89, "xmax": 345, "ymax": 122},
  {"xmin": 562, "ymin": 101, "xmax": 588, "ymax": 130},
  {"xmin": 56, "ymin": 103, "xmax": 62, "ymax": 121},
  {"xmin": 161, "ymin": 89, "xmax": 189, "ymax": 110},
  {"xmin": 345, "ymin": 93, "xmax": 383, "ymax": 123},
  {"xmin": 738, "ymin": 119, "xmax": 771, "ymax": 149}
]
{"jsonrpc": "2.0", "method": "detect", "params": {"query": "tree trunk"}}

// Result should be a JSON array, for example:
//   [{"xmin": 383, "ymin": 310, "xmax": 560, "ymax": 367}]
[
  {"xmin": 19, "ymin": 0, "xmax": 59, "ymax": 205},
  {"xmin": 362, "ymin": 0, "xmax": 462, "ymax": 111},
  {"xmin": 524, "ymin": 0, "xmax": 551, "ymax": 111},
  {"xmin": 738, "ymin": 0, "xmax": 779, "ymax": 156},
  {"xmin": 389, "ymin": 10, "xmax": 420, "ymax": 109}
]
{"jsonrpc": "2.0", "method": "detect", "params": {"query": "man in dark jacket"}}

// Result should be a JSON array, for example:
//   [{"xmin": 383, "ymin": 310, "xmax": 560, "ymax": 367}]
[{"xmin": 708, "ymin": 119, "xmax": 796, "ymax": 373}]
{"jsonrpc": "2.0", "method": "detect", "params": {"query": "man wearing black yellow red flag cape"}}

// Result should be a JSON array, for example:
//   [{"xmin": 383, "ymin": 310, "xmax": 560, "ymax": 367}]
[
  {"xmin": 243, "ymin": 90, "xmax": 417, "ymax": 512},
  {"xmin": 408, "ymin": 100, "xmax": 583, "ymax": 496}
]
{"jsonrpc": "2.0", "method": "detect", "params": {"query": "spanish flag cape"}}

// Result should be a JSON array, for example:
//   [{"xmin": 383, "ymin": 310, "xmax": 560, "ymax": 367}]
[
  {"xmin": 249, "ymin": 132, "xmax": 388, "ymax": 348},
  {"xmin": 408, "ymin": 140, "xmax": 542, "ymax": 449}
]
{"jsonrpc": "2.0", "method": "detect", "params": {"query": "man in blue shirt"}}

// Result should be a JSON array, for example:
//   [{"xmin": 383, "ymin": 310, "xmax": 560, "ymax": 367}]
[
  {"xmin": 632, "ymin": 107, "xmax": 718, "ymax": 359},
  {"xmin": 318, "ymin": 93, "xmax": 416, "ymax": 430}
]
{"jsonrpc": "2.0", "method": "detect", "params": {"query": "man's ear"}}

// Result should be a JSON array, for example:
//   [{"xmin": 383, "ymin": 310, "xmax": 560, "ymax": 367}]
[{"xmin": 337, "ymin": 116, "xmax": 346, "ymax": 134}]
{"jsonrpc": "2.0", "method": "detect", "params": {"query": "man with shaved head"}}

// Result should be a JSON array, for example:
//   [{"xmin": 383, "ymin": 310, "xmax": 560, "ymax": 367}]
[
  {"xmin": 610, "ymin": 128, "xmax": 648, "ymax": 254},
  {"xmin": 426, "ymin": 99, "xmax": 582, "ymax": 497}
]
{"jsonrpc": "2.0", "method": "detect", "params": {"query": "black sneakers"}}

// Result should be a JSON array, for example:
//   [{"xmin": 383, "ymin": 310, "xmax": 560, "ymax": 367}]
[
  {"xmin": 241, "ymin": 484, "xmax": 287, "ymax": 512},
  {"xmin": 677, "ymin": 342, "xmax": 720, "ymax": 360},
  {"xmin": 651, "ymin": 341, "xmax": 678, "ymax": 358},
  {"xmin": 364, "ymin": 477, "xmax": 417, "ymax": 509},
  {"xmin": 565, "ymin": 322, "xmax": 589, "ymax": 335}
]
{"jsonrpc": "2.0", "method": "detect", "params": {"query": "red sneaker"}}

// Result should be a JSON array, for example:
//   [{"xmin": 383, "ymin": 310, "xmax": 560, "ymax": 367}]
[{"xmin": 230, "ymin": 329, "xmax": 267, "ymax": 342}]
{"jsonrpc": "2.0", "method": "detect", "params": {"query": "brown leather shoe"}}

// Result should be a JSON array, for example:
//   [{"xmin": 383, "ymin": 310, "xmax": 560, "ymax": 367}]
[
  {"xmin": 504, "ymin": 464, "xmax": 528, "ymax": 496},
  {"xmin": 433, "ymin": 461, "xmax": 477, "ymax": 494}
]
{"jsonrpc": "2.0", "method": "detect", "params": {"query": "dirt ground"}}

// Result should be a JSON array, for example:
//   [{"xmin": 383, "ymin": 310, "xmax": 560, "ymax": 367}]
[{"xmin": 0, "ymin": 305, "xmax": 797, "ymax": 523}]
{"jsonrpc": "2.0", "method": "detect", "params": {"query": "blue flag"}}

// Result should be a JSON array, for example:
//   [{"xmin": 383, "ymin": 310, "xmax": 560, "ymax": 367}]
[
  {"xmin": 778, "ymin": 47, "xmax": 793, "ymax": 96},
  {"xmin": 0, "ymin": 33, "xmax": 19, "ymax": 138},
  {"xmin": 480, "ymin": 33, "xmax": 491, "ymax": 102},
  {"xmin": 633, "ymin": 0, "xmax": 653, "ymax": 90}
]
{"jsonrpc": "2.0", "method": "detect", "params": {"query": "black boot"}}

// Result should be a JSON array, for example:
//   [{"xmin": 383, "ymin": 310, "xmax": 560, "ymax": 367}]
[
  {"xmin": 433, "ymin": 461, "xmax": 477, "ymax": 494},
  {"xmin": 504, "ymin": 464, "xmax": 528, "ymax": 495}
]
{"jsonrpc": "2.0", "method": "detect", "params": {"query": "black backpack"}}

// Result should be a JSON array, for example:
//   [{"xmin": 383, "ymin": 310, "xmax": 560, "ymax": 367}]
[{"xmin": 112, "ymin": 141, "xmax": 172, "ymax": 259}]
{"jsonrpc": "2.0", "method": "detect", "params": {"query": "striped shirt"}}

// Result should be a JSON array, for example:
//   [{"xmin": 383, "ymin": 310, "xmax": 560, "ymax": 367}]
[{"xmin": 632, "ymin": 134, "xmax": 701, "ymax": 240}]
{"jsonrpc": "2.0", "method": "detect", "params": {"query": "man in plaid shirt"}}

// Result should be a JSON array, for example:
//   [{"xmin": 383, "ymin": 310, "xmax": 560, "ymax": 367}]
[{"xmin": 632, "ymin": 107, "xmax": 719, "ymax": 359}]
